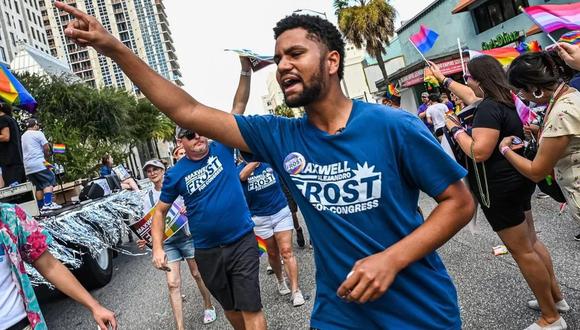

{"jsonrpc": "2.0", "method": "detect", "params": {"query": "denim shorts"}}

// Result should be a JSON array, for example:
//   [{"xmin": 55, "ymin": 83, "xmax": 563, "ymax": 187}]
[
  {"xmin": 164, "ymin": 232, "xmax": 195, "ymax": 263},
  {"xmin": 27, "ymin": 169, "xmax": 56, "ymax": 190}
]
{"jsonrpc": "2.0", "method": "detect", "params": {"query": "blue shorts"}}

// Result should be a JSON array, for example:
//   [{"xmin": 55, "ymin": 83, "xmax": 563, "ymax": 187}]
[
  {"xmin": 27, "ymin": 169, "xmax": 56, "ymax": 190},
  {"xmin": 164, "ymin": 234, "xmax": 195, "ymax": 263}
]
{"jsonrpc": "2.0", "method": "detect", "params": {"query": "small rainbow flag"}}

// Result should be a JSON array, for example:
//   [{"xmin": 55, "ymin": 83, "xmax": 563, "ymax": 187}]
[
  {"xmin": 559, "ymin": 30, "xmax": 580, "ymax": 46},
  {"xmin": 516, "ymin": 40, "xmax": 542, "ymax": 54},
  {"xmin": 256, "ymin": 236, "xmax": 267, "ymax": 257},
  {"xmin": 385, "ymin": 83, "xmax": 400, "ymax": 98},
  {"xmin": 53, "ymin": 144, "xmax": 66, "ymax": 154},
  {"xmin": 410, "ymin": 25, "xmax": 439, "ymax": 54},
  {"xmin": 523, "ymin": 3, "xmax": 580, "ymax": 33},
  {"xmin": 43, "ymin": 160, "xmax": 53, "ymax": 170}
]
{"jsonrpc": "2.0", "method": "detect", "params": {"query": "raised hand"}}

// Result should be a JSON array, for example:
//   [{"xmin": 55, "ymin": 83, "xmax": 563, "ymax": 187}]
[{"xmin": 54, "ymin": 1, "xmax": 123, "ymax": 56}]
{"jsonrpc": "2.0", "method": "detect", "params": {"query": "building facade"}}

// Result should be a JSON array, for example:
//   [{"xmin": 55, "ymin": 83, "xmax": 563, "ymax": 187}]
[
  {"xmin": 40, "ymin": 0, "xmax": 182, "ymax": 92},
  {"xmin": 0, "ymin": 0, "xmax": 50, "ymax": 64},
  {"xmin": 391, "ymin": 0, "xmax": 572, "ymax": 113}
]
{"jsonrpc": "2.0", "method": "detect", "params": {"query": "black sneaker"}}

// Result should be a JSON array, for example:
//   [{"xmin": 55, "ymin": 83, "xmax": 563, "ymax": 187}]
[
  {"xmin": 574, "ymin": 233, "xmax": 580, "ymax": 241},
  {"xmin": 296, "ymin": 227, "xmax": 305, "ymax": 248}
]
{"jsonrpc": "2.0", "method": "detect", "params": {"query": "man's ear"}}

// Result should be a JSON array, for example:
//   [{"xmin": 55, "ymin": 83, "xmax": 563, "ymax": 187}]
[{"xmin": 326, "ymin": 50, "xmax": 340, "ymax": 77}]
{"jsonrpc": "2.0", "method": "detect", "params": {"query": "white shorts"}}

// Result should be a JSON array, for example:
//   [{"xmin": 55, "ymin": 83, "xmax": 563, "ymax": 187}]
[{"xmin": 252, "ymin": 206, "xmax": 294, "ymax": 240}]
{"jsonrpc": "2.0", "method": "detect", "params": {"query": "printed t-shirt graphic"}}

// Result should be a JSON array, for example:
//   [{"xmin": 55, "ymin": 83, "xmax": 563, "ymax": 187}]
[
  {"xmin": 238, "ymin": 162, "xmax": 288, "ymax": 216},
  {"xmin": 234, "ymin": 101, "xmax": 467, "ymax": 329},
  {"xmin": 160, "ymin": 142, "xmax": 253, "ymax": 249}
]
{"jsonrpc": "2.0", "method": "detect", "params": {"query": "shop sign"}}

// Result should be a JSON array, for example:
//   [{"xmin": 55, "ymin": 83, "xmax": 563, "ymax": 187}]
[
  {"xmin": 399, "ymin": 58, "xmax": 464, "ymax": 88},
  {"xmin": 482, "ymin": 31, "xmax": 523, "ymax": 50}
]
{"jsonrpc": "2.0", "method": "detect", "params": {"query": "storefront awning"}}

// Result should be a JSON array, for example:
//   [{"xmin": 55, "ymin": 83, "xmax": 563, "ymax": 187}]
[
  {"xmin": 452, "ymin": 0, "xmax": 476, "ymax": 14},
  {"xmin": 526, "ymin": 25, "xmax": 541, "ymax": 36}
]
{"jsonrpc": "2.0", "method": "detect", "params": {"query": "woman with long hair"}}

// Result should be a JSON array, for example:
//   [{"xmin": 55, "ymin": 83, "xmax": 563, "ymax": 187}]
[
  {"xmin": 501, "ymin": 51, "xmax": 579, "ymax": 247},
  {"xmin": 430, "ymin": 56, "xmax": 567, "ymax": 330}
]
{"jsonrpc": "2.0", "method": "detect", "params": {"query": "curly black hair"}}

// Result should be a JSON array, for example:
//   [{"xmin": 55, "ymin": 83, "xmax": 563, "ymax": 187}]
[{"xmin": 273, "ymin": 14, "xmax": 345, "ymax": 79}]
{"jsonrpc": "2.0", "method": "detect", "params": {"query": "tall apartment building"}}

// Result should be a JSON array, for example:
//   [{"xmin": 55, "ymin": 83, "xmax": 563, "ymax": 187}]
[
  {"xmin": 40, "ymin": 0, "xmax": 182, "ymax": 91},
  {"xmin": 0, "ymin": 0, "xmax": 50, "ymax": 64}
]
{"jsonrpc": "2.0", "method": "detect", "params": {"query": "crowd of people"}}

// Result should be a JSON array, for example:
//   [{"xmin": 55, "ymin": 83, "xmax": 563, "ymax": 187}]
[{"xmin": 1, "ymin": 1, "xmax": 580, "ymax": 329}]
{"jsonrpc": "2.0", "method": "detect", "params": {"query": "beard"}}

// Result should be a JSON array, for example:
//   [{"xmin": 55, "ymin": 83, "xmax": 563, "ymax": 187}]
[{"xmin": 284, "ymin": 61, "xmax": 325, "ymax": 108}]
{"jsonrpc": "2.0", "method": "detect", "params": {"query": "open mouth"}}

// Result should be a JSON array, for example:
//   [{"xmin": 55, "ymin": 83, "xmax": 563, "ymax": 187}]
[{"xmin": 281, "ymin": 75, "xmax": 302, "ymax": 93}]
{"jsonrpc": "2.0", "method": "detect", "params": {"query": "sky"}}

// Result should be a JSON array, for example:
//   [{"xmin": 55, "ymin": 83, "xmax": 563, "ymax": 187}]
[{"xmin": 163, "ymin": 0, "xmax": 433, "ymax": 115}]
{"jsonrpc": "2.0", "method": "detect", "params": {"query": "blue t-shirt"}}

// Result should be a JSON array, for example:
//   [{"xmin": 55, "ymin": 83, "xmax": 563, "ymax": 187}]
[
  {"xmin": 159, "ymin": 142, "xmax": 254, "ymax": 249},
  {"xmin": 417, "ymin": 103, "xmax": 433, "ymax": 131},
  {"xmin": 235, "ymin": 101, "xmax": 467, "ymax": 330},
  {"xmin": 237, "ymin": 162, "xmax": 288, "ymax": 217},
  {"xmin": 99, "ymin": 165, "xmax": 111, "ymax": 177}
]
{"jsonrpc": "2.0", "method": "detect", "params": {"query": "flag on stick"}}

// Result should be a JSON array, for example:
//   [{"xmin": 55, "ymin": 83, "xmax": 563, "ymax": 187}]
[
  {"xmin": 511, "ymin": 91, "xmax": 537, "ymax": 125},
  {"xmin": 558, "ymin": 30, "xmax": 580, "ymax": 46},
  {"xmin": 53, "ymin": 144, "xmax": 66, "ymax": 154},
  {"xmin": 225, "ymin": 49, "xmax": 274, "ymax": 72},
  {"xmin": 523, "ymin": 3, "xmax": 580, "ymax": 33},
  {"xmin": 410, "ymin": 25, "xmax": 439, "ymax": 54}
]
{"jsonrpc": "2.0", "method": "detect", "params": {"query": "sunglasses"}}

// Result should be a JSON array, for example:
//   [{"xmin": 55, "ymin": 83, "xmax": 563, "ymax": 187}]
[{"xmin": 178, "ymin": 130, "xmax": 197, "ymax": 140}]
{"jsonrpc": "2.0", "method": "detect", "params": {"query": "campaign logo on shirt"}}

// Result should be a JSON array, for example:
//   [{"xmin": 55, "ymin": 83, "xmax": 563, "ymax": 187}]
[
  {"xmin": 286, "ymin": 155, "xmax": 382, "ymax": 214},
  {"xmin": 248, "ymin": 169, "xmax": 277, "ymax": 192},
  {"xmin": 184, "ymin": 156, "xmax": 223, "ymax": 194}
]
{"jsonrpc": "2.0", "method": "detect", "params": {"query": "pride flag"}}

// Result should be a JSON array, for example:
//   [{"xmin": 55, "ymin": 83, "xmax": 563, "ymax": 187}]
[
  {"xmin": 516, "ymin": 40, "xmax": 542, "ymax": 54},
  {"xmin": 0, "ymin": 63, "xmax": 37, "ymax": 112},
  {"xmin": 53, "ymin": 144, "xmax": 66, "ymax": 154},
  {"xmin": 385, "ymin": 83, "xmax": 400, "ymax": 98},
  {"xmin": 410, "ymin": 25, "xmax": 439, "ymax": 53},
  {"xmin": 523, "ymin": 3, "xmax": 580, "ymax": 33},
  {"xmin": 256, "ymin": 236, "xmax": 267, "ymax": 257},
  {"xmin": 511, "ymin": 91, "xmax": 537, "ymax": 125},
  {"xmin": 559, "ymin": 30, "xmax": 580, "ymax": 45}
]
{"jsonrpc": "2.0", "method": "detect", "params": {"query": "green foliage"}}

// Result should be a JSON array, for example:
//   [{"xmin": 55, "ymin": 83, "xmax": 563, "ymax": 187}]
[
  {"xmin": 15, "ymin": 73, "xmax": 175, "ymax": 180},
  {"xmin": 334, "ymin": 0, "xmax": 396, "ymax": 81},
  {"xmin": 273, "ymin": 103, "xmax": 304, "ymax": 118}
]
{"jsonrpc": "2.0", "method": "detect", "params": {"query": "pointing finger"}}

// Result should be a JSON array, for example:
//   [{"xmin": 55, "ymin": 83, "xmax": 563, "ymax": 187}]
[{"xmin": 55, "ymin": 1, "xmax": 91, "ymax": 22}]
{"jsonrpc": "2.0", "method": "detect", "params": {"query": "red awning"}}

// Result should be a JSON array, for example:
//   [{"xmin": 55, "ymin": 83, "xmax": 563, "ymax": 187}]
[
  {"xmin": 452, "ymin": 0, "xmax": 477, "ymax": 14},
  {"xmin": 526, "ymin": 25, "xmax": 542, "ymax": 36}
]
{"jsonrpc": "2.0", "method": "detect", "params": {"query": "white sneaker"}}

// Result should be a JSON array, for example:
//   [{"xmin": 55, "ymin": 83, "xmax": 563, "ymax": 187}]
[
  {"xmin": 277, "ymin": 280, "xmax": 291, "ymax": 296},
  {"xmin": 41, "ymin": 203, "xmax": 62, "ymax": 212},
  {"xmin": 527, "ymin": 299, "xmax": 570, "ymax": 313},
  {"xmin": 292, "ymin": 290, "xmax": 305, "ymax": 307},
  {"xmin": 203, "ymin": 306, "xmax": 217, "ymax": 324},
  {"xmin": 47, "ymin": 202, "xmax": 62, "ymax": 210},
  {"xmin": 524, "ymin": 317, "xmax": 567, "ymax": 330}
]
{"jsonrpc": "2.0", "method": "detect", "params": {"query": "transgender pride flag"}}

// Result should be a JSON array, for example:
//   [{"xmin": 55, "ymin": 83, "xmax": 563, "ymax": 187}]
[
  {"xmin": 523, "ymin": 3, "xmax": 580, "ymax": 33},
  {"xmin": 410, "ymin": 25, "xmax": 439, "ymax": 53},
  {"xmin": 511, "ymin": 91, "xmax": 537, "ymax": 125}
]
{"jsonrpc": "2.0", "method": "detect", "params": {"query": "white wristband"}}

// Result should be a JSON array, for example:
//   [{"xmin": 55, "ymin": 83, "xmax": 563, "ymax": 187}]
[{"xmin": 240, "ymin": 70, "xmax": 252, "ymax": 77}]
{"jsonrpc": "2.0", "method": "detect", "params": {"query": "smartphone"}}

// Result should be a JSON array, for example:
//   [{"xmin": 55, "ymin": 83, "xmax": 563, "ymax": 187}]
[{"xmin": 512, "ymin": 137, "xmax": 523, "ymax": 145}]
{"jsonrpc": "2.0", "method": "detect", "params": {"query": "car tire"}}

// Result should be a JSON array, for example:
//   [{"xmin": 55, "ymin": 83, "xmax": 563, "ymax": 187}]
[{"xmin": 77, "ymin": 248, "xmax": 113, "ymax": 289}]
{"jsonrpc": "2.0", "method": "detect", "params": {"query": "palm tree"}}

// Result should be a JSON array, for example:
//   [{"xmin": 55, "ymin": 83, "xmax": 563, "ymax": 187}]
[{"xmin": 334, "ymin": 0, "xmax": 397, "ymax": 82}]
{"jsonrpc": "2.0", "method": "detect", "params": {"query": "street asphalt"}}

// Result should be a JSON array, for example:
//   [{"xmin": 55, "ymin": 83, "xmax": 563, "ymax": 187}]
[{"xmin": 40, "ymin": 191, "xmax": 579, "ymax": 329}]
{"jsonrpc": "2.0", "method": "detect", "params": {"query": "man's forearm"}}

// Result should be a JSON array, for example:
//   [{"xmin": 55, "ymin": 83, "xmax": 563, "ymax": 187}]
[
  {"xmin": 384, "ymin": 183, "xmax": 474, "ymax": 271},
  {"xmin": 151, "ymin": 208, "xmax": 168, "ymax": 250},
  {"xmin": 34, "ymin": 252, "xmax": 100, "ymax": 311},
  {"xmin": 110, "ymin": 45, "xmax": 197, "ymax": 122}
]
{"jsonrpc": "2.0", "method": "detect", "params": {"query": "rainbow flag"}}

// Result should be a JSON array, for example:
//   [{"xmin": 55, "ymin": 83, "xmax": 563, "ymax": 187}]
[
  {"xmin": 385, "ymin": 83, "xmax": 400, "ymax": 98},
  {"xmin": 523, "ymin": 3, "xmax": 580, "ymax": 33},
  {"xmin": 53, "ymin": 144, "xmax": 66, "ymax": 154},
  {"xmin": 256, "ymin": 236, "xmax": 267, "ymax": 257},
  {"xmin": 0, "ymin": 63, "xmax": 37, "ymax": 112},
  {"xmin": 511, "ymin": 91, "xmax": 537, "ymax": 125},
  {"xmin": 469, "ymin": 47, "xmax": 520, "ymax": 66},
  {"xmin": 410, "ymin": 25, "xmax": 439, "ymax": 53},
  {"xmin": 43, "ymin": 160, "xmax": 53, "ymax": 170},
  {"xmin": 516, "ymin": 40, "xmax": 542, "ymax": 54},
  {"xmin": 559, "ymin": 30, "xmax": 580, "ymax": 45}
]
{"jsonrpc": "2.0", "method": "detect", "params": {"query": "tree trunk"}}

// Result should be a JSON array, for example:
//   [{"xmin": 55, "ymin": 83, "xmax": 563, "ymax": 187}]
[{"xmin": 375, "ymin": 50, "xmax": 389, "ymax": 83}]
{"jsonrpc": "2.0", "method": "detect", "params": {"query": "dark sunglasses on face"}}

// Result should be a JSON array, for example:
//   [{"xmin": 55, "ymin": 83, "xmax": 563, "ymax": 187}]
[{"xmin": 179, "ymin": 131, "xmax": 197, "ymax": 140}]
